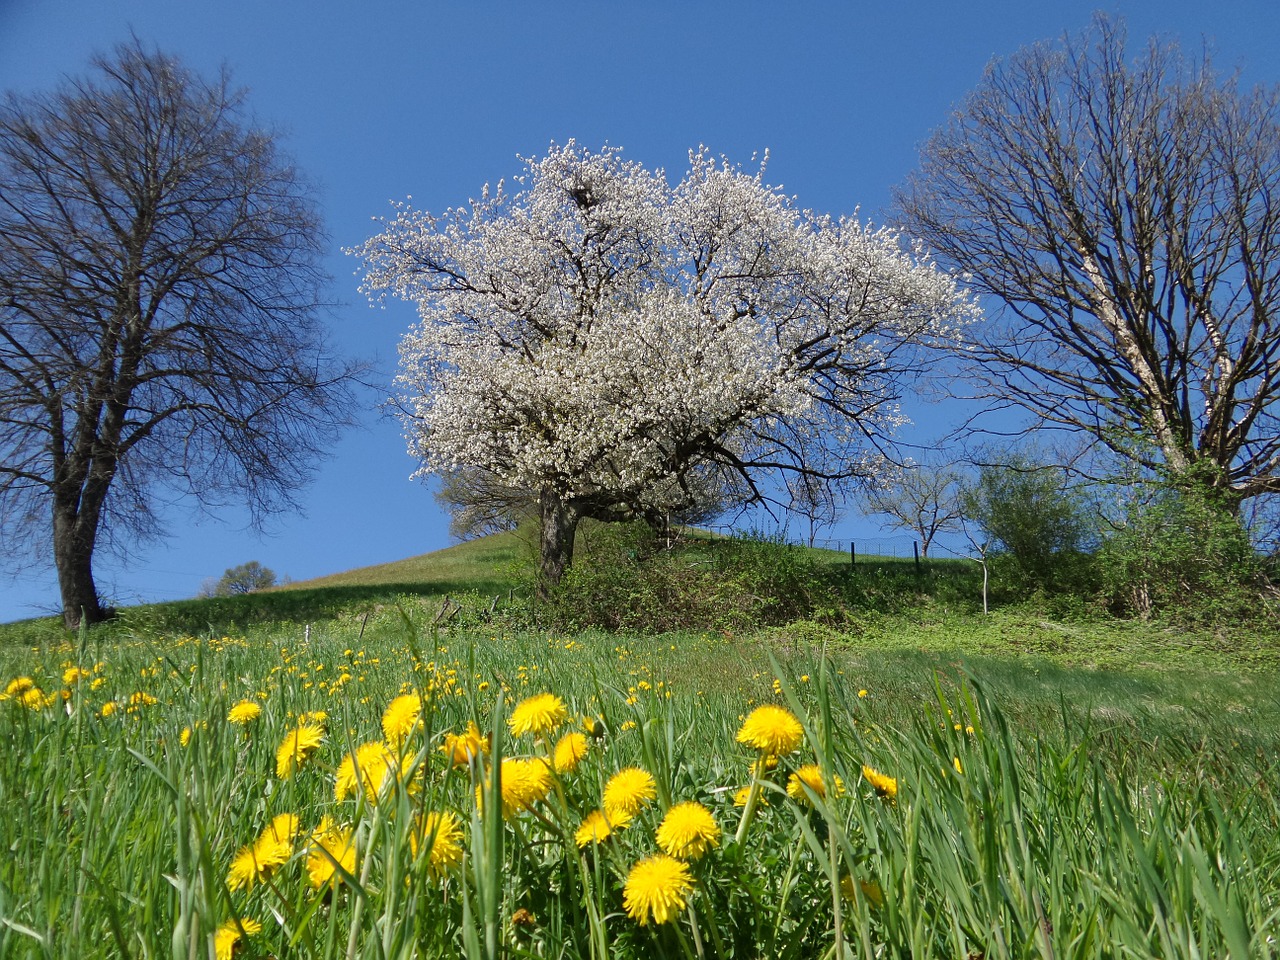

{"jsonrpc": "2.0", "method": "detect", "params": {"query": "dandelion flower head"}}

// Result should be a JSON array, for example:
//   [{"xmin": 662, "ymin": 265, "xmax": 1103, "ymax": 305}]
[
  {"xmin": 508, "ymin": 692, "xmax": 568, "ymax": 738},
  {"xmin": 736, "ymin": 705, "xmax": 804, "ymax": 756},
  {"xmin": 603, "ymin": 766, "xmax": 657, "ymax": 819},
  {"xmin": 276, "ymin": 723, "xmax": 325, "ymax": 779},
  {"xmin": 553, "ymin": 731, "xmax": 589, "ymax": 773},
  {"xmin": 227, "ymin": 816, "xmax": 296, "ymax": 893},
  {"xmin": 574, "ymin": 809, "xmax": 627, "ymax": 847},
  {"xmin": 862, "ymin": 764, "xmax": 899, "ymax": 800},
  {"xmin": 214, "ymin": 918, "xmax": 262, "ymax": 960},
  {"xmin": 656, "ymin": 801, "xmax": 720, "ymax": 860},
  {"xmin": 413, "ymin": 810, "xmax": 464, "ymax": 878},
  {"xmin": 441, "ymin": 721, "xmax": 489, "ymax": 766},
  {"xmin": 787, "ymin": 764, "xmax": 845, "ymax": 803},
  {"xmin": 382, "ymin": 693, "xmax": 425, "ymax": 748},
  {"xmin": 335, "ymin": 741, "xmax": 396, "ymax": 802},
  {"xmin": 623, "ymin": 854, "xmax": 694, "ymax": 925},
  {"xmin": 477, "ymin": 757, "xmax": 553, "ymax": 819},
  {"xmin": 3, "ymin": 677, "xmax": 34, "ymax": 698},
  {"xmin": 227, "ymin": 700, "xmax": 261, "ymax": 725},
  {"xmin": 306, "ymin": 817, "xmax": 355, "ymax": 888}
]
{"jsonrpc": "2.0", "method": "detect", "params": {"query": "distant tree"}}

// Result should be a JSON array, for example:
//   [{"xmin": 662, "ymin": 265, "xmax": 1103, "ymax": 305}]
[
  {"xmin": 783, "ymin": 473, "xmax": 842, "ymax": 548},
  {"xmin": 0, "ymin": 41, "xmax": 360, "ymax": 628},
  {"xmin": 860, "ymin": 463, "xmax": 964, "ymax": 558},
  {"xmin": 961, "ymin": 456, "xmax": 1094, "ymax": 593},
  {"xmin": 205, "ymin": 561, "xmax": 277, "ymax": 597},
  {"xmin": 356, "ymin": 143, "xmax": 975, "ymax": 592},
  {"xmin": 896, "ymin": 15, "xmax": 1280, "ymax": 511},
  {"xmin": 433, "ymin": 466, "xmax": 532, "ymax": 541}
]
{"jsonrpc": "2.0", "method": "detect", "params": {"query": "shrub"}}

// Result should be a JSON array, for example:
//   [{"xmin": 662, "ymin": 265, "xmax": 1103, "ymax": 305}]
[
  {"xmin": 1098, "ymin": 479, "xmax": 1262, "ymax": 622},
  {"xmin": 543, "ymin": 525, "xmax": 845, "ymax": 631},
  {"xmin": 961, "ymin": 457, "xmax": 1097, "ymax": 596}
]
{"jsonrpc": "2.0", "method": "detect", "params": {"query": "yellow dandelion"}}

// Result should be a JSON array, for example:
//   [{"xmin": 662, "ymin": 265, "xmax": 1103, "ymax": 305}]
[
  {"xmin": 227, "ymin": 842, "xmax": 267, "ymax": 892},
  {"xmin": 552, "ymin": 731, "xmax": 589, "ymax": 773},
  {"xmin": 736, "ymin": 705, "xmax": 804, "ymax": 756},
  {"xmin": 20, "ymin": 687, "xmax": 49, "ymax": 710},
  {"xmin": 508, "ymin": 692, "xmax": 568, "ymax": 738},
  {"xmin": 623, "ymin": 854, "xmax": 694, "ymax": 925},
  {"xmin": 862, "ymin": 764, "xmax": 899, "ymax": 800},
  {"xmin": 656, "ymin": 801, "xmax": 720, "ymax": 860},
  {"xmin": 227, "ymin": 814, "xmax": 294, "ymax": 892},
  {"xmin": 334, "ymin": 741, "xmax": 397, "ymax": 802},
  {"xmin": 787, "ymin": 764, "xmax": 846, "ymax": 804},
  {"xmin": 180, "ymin": 726, "xmax": 193, "ymax": 747},
  {"xmin": 62, "ymin": 667, "xmax": 90, "ymax": 685},
  {"xmin": 839, "ymin": 874, "xmax": 885, "ymax": 908},
  {"xmin": 228, "ymin": 813, "xmax": 298, "ymax": 891},
  {"xmin": 952, "ymin": 756, "xmax": 963, "ymax": 775},
  {"xmin": 603, "ymin": 766, "xmax": 657, "ymax": 819},
  {"xmin": 412, "ymin": 810, "xmax": 464, "ymax": 878},
  {"xmin": 227, "ymin": 700, "xmax": 261, "ymax": 725},
  {"xmin": 381, "ymin": 693, "xmax": 424, "ymax": 748},
  {"xmin": 3, "ymin": 677, "xmax": 34, "ymax": 698},
  {"xmin": 441, "ymin": 721, "xmax": 489, "ymax": 766},
  {"xmin": 276, "ymin": 723, "xmax": 325, "ymax": 779},
  {"xmin": 749, "ymin": 754, "xmax": 779, "ymax": 777},
  {"xmin": 477, "ymin": 757, "xmax": 553, "ymax": 819},
  {"xmin": 214, "ymin": 917, "xmax": 262, "ymax": 960},
  {"xmin": 306, "ymin": 817, "xmax": 355, "ymax": 888},
  {"xmin": 574, "ymin": 809, "xmax": 620, "ymax": 847},
  {"xmin": 100, "ymin": 701, "xmax": 118, "ymax": 718},
  {"xmin": 299, "ymin": 710, "xmax": 329, "ymax": 725}
]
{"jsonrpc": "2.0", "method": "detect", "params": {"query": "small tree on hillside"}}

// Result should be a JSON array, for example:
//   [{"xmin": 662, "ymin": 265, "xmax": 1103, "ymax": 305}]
[
  {"xmin": 356, "ymin": 143, "xmax": 976, "ymax": 592},
  {"xmin": 961, "ymin": 456, "xmax": 1095, "ymax": 594},
  {"xmin": 860, "ymin": 463, "xmax": 964, "ymax": 558},
  {"xmin": 785, "ymin": 473, "xmax": 843, "ymax": 548},
  {"xmin": 201, "ymin": 561, "xmax": 278, "ymax": 597}
]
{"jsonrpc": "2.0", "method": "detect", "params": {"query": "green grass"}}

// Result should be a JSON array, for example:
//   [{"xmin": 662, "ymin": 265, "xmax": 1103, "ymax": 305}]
[{"xmin": 0, "ymin": 533, "xmax": 1277, "ymax": 957}]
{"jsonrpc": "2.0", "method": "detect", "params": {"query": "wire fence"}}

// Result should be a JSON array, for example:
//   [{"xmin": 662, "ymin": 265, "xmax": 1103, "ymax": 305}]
[{"xmin": 698, "ymin": 524, "xmax": 979, "ymax": 565}]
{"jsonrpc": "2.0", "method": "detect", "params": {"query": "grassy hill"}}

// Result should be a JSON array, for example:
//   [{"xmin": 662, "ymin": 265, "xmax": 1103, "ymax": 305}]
[
  {"xmin": 280, "ymin": 530, "xmax": 528, "ymax": 593},
  {"xmin": 1, "ymin": 530, "xmax": 1278, "ymax": 957}
]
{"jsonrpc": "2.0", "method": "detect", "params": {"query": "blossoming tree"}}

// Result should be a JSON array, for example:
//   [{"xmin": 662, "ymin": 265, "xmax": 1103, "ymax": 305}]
[{"xmin": 355, "ymin": 144, "xmax": 976, "ymax": 588}]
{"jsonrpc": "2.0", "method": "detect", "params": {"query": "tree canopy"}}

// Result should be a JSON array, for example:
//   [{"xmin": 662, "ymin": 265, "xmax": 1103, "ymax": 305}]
[
  {"xmin": 356, "ymin": 143, "xmax": 976, "ymax": 586},
  {"xmin": 895, "ymin": 15, "xmax": 1280, "ymax": 508},
  {"xmin": 0, "ymin": 40, "xmax": 359, "ymax": 627}
]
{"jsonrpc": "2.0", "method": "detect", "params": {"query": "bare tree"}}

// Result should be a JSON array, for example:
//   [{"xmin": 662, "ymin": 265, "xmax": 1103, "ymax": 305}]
[
  {"xmin": 0, "ymin": 41, "xmax": 360, "ymax": 628},
  {"xmin": 783, "ymin": 473, "xmax": 842, "ymax": 548},
  {"xmin": 434, "ymin": 466, "xmax": 533, "ymax": 541},
  {"xmin": 860, "ymin": 463, "xmax": 963, "ymax": 558},
  {"xmin": 895, "ymin": 15, "xmax": 1280, "ymax": 509}
]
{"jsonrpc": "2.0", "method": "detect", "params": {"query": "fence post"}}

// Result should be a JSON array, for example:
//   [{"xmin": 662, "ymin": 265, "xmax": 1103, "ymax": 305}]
[
  {"xmin": 913, "ymin": 540, "xmax": 921, "ymax": 575},
  {"xmin": 850, "ymin": 542, "xmax": 856, "ymax": 570}
]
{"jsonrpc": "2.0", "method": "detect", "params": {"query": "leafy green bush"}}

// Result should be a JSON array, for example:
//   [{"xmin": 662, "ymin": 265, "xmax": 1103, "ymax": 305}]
[
  {"xmin": 1098, "ymin": 479, "xmax": 1263, "ymax": 622},
  {"xmin": 961, "ymin": 456, "xmax": 1097, "ymax": 596},
  {"xmin": 543, "ymin": 525, "xmax": 848, "ymax": 631}
]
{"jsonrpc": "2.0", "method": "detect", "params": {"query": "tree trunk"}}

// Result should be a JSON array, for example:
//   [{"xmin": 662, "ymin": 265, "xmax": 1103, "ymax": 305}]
[
  {"xmin": 52, "ymin": 499, "xmax": 105, "ymax": 629},
  {"xmin": 538, "ymin": 490, "xmax": 580, "ymax": 600}
]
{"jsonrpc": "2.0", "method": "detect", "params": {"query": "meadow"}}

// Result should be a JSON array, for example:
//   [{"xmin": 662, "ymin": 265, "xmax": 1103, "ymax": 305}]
[{"xmin": 1, "ymin": 536, "xmax": 1278, "ymax": 959}]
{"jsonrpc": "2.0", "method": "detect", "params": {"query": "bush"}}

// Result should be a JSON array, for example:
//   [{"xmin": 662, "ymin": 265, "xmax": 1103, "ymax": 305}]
[
  {"xmin": 543, "ymin": 525, "xmax": 846, "ymax": 631},
  {"xmin": 962, "ymin": 457, "xmax": 1097, "ymax": 596},
  {"xmin": 1098, "ymin": 480, "xmax": 1263, "ymax": 622}
]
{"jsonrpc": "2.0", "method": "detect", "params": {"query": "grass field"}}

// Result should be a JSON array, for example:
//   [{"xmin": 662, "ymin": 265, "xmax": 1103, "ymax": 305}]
[{"xmin": 0, "ymin": 535, "xmax": 1277, "ymax": 958}]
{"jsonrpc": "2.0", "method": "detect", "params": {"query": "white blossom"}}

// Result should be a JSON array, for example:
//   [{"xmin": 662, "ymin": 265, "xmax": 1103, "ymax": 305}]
[{"xmin": 353, "ymin": 142, "xmax": 978, "ymax": 556}]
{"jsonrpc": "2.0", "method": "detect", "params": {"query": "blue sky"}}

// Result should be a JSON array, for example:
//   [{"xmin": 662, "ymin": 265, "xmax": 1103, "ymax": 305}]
[{"xmin": 1, "ymin": 0, "xmax": 1277, "ymax": 621}]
